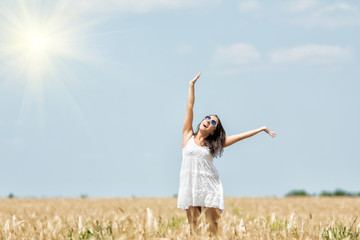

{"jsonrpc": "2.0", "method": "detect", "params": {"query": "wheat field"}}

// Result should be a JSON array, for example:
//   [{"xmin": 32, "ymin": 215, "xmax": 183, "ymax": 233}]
[{"xmin": 1, "ymin": 197, "xmax": 360, "ymax": 239}]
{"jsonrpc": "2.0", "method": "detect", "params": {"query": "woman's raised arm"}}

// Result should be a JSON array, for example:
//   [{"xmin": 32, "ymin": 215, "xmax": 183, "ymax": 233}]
[
  {"xmin": 224, "ymin": 126, "xmax": 276, "ymax": 148},
  {"xmin": 182, "ymin": 72, "xmax": 200, "ymax": 147}
]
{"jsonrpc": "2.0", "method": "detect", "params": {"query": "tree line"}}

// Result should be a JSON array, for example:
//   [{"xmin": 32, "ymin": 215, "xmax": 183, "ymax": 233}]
[
  {"xmin": 285, "ymin": 189, "xmax": 360, "ymax": 197},
  {"xmin": 5, "ymin": 190, "xmax": 360, "ymax": 198}
]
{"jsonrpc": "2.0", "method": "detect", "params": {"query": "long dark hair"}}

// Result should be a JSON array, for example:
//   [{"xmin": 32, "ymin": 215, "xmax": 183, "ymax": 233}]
[{"xmin": 194, "ymin": 114, "xmax": 226, "ymax": 158}]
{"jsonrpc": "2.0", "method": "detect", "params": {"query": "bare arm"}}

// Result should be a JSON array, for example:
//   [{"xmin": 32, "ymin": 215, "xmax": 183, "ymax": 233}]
[
  {"xmin": 224, "ymin": 126, "xmax": 276, "ymax": 148},
  {"xmin": 182, "ymin": 73, "xmax": 201, "ymax": 147}
]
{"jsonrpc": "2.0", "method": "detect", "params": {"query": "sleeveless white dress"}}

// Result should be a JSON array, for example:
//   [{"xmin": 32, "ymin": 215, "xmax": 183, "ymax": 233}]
[{"xmin": 177, "ymin": 135, "xmax": 224, "ymax": 212}]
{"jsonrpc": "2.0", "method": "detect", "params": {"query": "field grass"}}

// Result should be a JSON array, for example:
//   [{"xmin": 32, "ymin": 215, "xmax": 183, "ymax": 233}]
[{"xmin": 1, "ymin": 197, "xmax": 360, "ymax": 239}]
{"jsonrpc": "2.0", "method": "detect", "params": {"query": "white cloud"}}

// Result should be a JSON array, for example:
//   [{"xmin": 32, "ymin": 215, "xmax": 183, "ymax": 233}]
[
  {"xmin": 210, "ymin": 43, "xmax": 264, "ymax": 75},
  {"xmin": 238, "ymin": 0, "xmax": 259, "ymax": 13},
  {"xmin": 285, "ymin": 0, "xmax": 321, "ymax": 12},
  {"xmin": 210, "ymin": 43, "xmax": 353, "ymax": 75},
  {"xmin": 212, "ymin": 43, "xmax": 260, "ymax": 66},
  {"xmin": 289, "ymin": 2, "xmax": 360, "ymax": 28},
  {"xmin": 270, "ymin": 45, "xmax": 352, "ymax": 65},
  {"xmin": 238, "ymin": 1, "xmax": 360, "ymax": 28},
  {"xmin": 317, "ymin": 3, "xmax": 357, "ymax": 15},
  {"xmin": 75, "ymin": 0, "xmax": 220, "ymax": 14}
]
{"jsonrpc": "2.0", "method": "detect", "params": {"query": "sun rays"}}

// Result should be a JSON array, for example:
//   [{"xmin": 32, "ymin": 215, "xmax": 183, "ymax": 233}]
[
  {"xmin": 0, "ymin": 0, "xmax": 93, "ymax": 83},
  {"xmin": 0, "ymin": 0, "xmax": 102, "ymax": 143}
]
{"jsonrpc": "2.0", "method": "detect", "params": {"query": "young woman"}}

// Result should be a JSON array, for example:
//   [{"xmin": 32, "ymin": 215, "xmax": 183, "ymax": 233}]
[{"xmin": 177, "ymin": 72, "xmax": 276, "ymax": 235}]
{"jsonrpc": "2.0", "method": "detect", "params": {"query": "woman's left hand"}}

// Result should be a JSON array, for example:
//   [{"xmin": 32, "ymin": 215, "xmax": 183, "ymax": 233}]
[{"xmin": 261, "ymin": 126, "xmax": 276, "ymax": 138}]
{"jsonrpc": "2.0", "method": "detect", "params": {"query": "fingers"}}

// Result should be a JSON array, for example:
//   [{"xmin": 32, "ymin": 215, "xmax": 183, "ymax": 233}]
[
  {"xmin": 262, "ymin": 127, "xmax": 277, "ymax": 138},
  {"xmin": 269, "ymin": 132, "xmax": 276, "ymax": 138},
  {"xmin": 189, "ymin": 72, "xmax": 201, "ymax": 85},
  {"xmin": 193, "ymin": 72, "xmax": 201, "ymax": 81},
  {"xmin": 263, "ymin": 127, "xmax": 276, "ymax": 138}
]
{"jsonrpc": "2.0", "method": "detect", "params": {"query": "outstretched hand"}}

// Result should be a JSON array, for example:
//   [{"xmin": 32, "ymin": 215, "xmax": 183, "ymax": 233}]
[
  {"xmin": 189, "ymin": 72, "xmax": 201, "ymax": 86},
  {"xmin": 262, "ymin": 126, "xmax": 277, "ymax": 138}
]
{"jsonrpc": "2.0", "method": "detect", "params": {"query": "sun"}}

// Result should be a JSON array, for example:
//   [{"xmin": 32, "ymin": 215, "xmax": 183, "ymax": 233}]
[
  {"xmin": 0, "ymin": 0, "xmax": 100, "ymax": 141},
  {"xmin": 23, "ymin": 30, "xmax": 49, "ymax": 59},
  {"xmin": 30, "ymin": 36, "xmax": 44, "ymax": 50},
  {"xmin": 23, "ymin": 28, "xmax": 56, "ymax": 58},
  {"xmin": 0, "ymin": 1, "xmax": 90, "ymax": 82},
  {"xmin": 3, "ymin": 22, "xmax": 69, "ymax": 80}
]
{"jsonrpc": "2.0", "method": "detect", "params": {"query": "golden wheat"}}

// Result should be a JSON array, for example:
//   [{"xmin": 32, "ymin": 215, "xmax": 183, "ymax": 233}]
[{"xmin": 0, "ymin": 197, "xmax": 359, "ymax": 239}]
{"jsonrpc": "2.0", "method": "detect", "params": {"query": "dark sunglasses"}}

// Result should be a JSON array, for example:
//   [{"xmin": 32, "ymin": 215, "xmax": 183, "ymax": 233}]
[{"xmin": 205, "ymin": 116, "xmax": 218, "ymax": 126}]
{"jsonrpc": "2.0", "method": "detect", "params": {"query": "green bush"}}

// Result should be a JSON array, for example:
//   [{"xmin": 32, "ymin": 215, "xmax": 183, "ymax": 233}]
[
  {"xmin": 320, "ymin": 189, "xmax": 356, "ymax": 197},
  {"xmin": 285, "ymin": 189, "xmax": 360, "ymax": 197},
  {"xmin": 285, "ymin": 190, "xmax": 310, "ymax": 197},
  {"xmin": 320, "ymin": 190, "xmax": 333, "ymax": 196}
]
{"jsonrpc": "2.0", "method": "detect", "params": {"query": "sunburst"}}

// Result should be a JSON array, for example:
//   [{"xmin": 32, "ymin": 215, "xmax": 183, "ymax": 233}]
[
  {"xmin": 0, "ymin": 0, "xmax": 101, "ymax": 141},
  {"xmin": 0, "ymin": 0, "xmax": 93, "ymax": 84}
]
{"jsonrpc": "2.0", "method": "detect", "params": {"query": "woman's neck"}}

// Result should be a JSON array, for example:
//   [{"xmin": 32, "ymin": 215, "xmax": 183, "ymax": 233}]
[{"xmin": 195, "ymin": 131, "xmax": 209, "ymax": 145}]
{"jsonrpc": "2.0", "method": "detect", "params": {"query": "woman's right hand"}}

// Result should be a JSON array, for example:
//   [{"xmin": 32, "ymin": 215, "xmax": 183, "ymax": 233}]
[
  {"xmin": 261, "ymin": 126, "xmax": 277, "ymax": 138},
  {"xmin": 189, "ymin": 72, "xmax": 201, "ymax": 86}
]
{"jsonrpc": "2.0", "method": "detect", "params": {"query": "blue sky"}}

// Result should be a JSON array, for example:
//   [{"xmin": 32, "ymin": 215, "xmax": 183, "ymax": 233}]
[{"xmin": 0, "ymin": 0, "xmax": 359, "ymax": 198}]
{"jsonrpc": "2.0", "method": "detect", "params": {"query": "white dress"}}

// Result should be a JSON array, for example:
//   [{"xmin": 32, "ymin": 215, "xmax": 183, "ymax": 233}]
[{"xmin": 177, "ymin": 135, "xmax": 224, "ymax": 212}]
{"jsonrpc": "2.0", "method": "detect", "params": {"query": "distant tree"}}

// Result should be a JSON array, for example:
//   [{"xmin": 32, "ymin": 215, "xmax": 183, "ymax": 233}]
[
  {"xmin": 333, "ymin": 189, "xmax": 349, "ymax": 196},
  {"xmin": 319, "ymin": 190, "xmax": 333, "ymax": 196},
  {"xmin": 285, "ymin": 189, "xmax": 360, "ymax": 197},
  {"xmin": 80, "ymin": 194, "xmax": 88, "ymax": 198},
  {"xmin": 285, "ymin": 189, "xmax": 310, "ymax": 197},
  {"xmin": 8, "ymin": 193, "xmax": 14, "ymax": 198},
  {"xmin": 320, "ymin": 189, "xmax": 357, "ymax": 196}
]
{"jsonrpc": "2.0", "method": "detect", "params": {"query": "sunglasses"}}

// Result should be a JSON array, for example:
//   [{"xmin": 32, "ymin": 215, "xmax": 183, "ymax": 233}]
[{"xmin": 204, "ymin": 116, "xmax": 218, "ymax": 127}]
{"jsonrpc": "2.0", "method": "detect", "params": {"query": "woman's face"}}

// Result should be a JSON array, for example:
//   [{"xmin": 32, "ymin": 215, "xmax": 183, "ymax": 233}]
[{"xmin": 199, "ymin": 115, "xmax": 218, "ymax": 134}]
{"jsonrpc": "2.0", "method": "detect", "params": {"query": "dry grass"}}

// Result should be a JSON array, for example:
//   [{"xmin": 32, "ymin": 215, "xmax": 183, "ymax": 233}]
[{"xmin": 1, "ymin": 197, "xmax": 360, "ymax": 239}]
